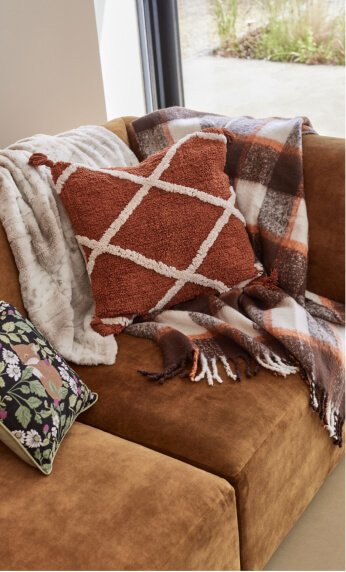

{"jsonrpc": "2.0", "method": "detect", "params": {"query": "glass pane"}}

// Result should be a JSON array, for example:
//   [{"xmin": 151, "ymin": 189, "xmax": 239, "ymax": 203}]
[
  {"xmin": 94, "ymin": 0, "xmax": 146, "ymax": 119},
  {"xmin": 178, "ymin": 0, "xmax": 345, "ymax": 137}
]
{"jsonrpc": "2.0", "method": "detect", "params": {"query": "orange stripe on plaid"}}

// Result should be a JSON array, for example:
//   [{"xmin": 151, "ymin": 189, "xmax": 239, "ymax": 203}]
[
  {"xmin": 265, "ymin": 327, "xmax": 345, "ymax": 364},
  {"xmin": 276, "ymin": 194, "xmax": 307, "ymax": 260},
  {"xmin": 309, "ymin": 293, "xmax": 339, "ymax": 311},
  {"xmin": 253, "ymin": 226, "xmax": 308, "ymax": 257},
  {"xmin": 246, "ymin": 224, "xmax": 259, "ymax": 235},
  {"xmin": 191, "ymin": 332, "xmax": 215, "ymax": 341},
  {"xmin": 161, "ymin": 117, "xmax": 175, "ymax": 147},
  {"xmin": 235, "ymin": 134, "xmax": 301, "ymax": 156},
  {"xmin": 282, "ymin": 194, "xmax": 302, "ymax": 240},
  {"xmin": 232, "ymin": 121, "xmax": 266, "ymax": 189}
]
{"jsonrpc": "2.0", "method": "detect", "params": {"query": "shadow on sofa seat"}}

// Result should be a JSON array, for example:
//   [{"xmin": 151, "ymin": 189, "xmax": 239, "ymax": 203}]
[
  {"xmin": 76, "ymin": 333, "xmax": 344, "ymax": 571},
  {"xmin": 0, "ymin": 422, "xmax": 239, "ymax": 571}
]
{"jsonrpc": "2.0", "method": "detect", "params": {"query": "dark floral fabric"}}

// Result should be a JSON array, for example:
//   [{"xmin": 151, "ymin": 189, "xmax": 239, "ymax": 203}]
[{"xmin": 0, "ymin": 301, "xmax": 97, "ymax": 474}]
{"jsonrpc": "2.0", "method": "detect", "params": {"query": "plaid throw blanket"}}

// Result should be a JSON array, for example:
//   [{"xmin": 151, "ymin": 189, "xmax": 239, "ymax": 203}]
[{"xmin": 126, "ymin": 107, "xmax": 345, "ymax": 446}]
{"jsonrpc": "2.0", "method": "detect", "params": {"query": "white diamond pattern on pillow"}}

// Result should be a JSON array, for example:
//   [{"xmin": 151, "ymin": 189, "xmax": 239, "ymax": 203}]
[{"xmin": 28, "ymin": 128, "xmax": 259, "ymax": 336}]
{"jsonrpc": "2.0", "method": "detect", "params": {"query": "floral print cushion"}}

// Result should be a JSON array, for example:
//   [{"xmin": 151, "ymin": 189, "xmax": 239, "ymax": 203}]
[{"xmin": 0, "ymin": 301, "xmax": 97, "ymax": 474}]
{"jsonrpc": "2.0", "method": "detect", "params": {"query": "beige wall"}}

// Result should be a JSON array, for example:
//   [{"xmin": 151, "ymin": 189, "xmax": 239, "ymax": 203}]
[{"xmin": 0, "ymin": 0, "xmax": 106, "ymax": 148}]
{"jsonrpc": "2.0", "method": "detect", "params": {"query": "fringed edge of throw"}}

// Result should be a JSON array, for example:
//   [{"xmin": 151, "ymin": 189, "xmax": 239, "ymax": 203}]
[
  {"xmin": 309, "ymin": 376, "xmax": 343, "ymax": 447},
  {"xmin": 138, "ymin": 337, "xmax": 300, "ymax": 388},
  {"xmin": 189, "ymin": 347, "xmax": 298, "ymax": 386},
  {"xmin": 138, "ymin": 356, "xmax": 191, "ymax": 383}
]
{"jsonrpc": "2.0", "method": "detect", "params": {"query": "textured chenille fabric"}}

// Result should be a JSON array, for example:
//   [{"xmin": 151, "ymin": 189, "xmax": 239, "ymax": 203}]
[{"xmin": 29, "ymin": 128, "xmax": 258, "ymax": 335}]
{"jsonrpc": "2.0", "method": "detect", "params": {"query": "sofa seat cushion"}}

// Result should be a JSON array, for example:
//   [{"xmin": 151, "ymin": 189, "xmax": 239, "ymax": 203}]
[
  {"xmin": 0, "ymin": 422, "xmax": 240, "ymax": 571},
  {"xmin": 76, "ymin": 334, "xmax": 344, "ymax": 570}
]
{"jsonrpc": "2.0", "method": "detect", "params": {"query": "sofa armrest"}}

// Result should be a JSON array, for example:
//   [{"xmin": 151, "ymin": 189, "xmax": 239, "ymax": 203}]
[
  {"xmin": 104, "ymin": 116, "xmax": 137, "ymax": 146},
  {"xmin": 303, "ymin": 134, "xmax": 345, "ymax": 302}
]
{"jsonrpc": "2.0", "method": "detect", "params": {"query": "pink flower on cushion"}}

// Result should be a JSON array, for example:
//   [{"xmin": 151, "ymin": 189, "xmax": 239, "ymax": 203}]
[
  {"xmin": 0, "ymin": 410, "xmax": 8, "ymax": 420},
  {"xmin": 43, "ymin": 424, "xmax": 49, "ymax": 434}
]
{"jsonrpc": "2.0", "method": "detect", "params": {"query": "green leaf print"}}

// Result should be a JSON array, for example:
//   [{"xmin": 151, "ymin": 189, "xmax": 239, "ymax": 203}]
[
  {"xmin": 15, "ymin": 321, "xmax": 32, "ymax": 333},
  {"xmin": 59, "ymin": 386, "xmax": 68, "ymax": 400},
  {"xmin": 29, "ymin": 379, "xmax": 47, "ymax": 397},
  {"xmin": 8, "ymin": 333, "xmax": 21, "ymax": 343},
  {"xmin": 15, "ymin": 405, "xmax": 32, "ymax": 429},
  {"xmin": 22, "ymin": 367, "xmax": 34, "ymax": 382},
  {"xmin": 18, "ymin": 385, "xmax": 31, "ymax": 394},
  {"xmin": 38, "ymin": 409, "xmax": 51, "ymax": 418},
  {"xmin": 41, "ymin": 464, "xmax": 51, "ymax": 473},
  {"xmin": 27, "ymin": 397, "xmax": 42, "ymax": 409}
]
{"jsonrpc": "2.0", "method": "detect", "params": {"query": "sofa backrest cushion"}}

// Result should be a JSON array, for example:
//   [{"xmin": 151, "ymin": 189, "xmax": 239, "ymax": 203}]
[{"xmin": 303, "ymin": 134, "xmax": 345, "ymax": 303}]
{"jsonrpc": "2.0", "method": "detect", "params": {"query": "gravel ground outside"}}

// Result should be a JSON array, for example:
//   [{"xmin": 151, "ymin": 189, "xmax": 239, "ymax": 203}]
[{"xmin": 177, "ymin": 0, "xmax": 345, "ymax": 137}]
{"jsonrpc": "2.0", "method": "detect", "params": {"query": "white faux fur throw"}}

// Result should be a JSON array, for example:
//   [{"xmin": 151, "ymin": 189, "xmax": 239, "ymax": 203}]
[{"xmin": 0, "ymin": 125, "xmax": 138, "ymax": 365}]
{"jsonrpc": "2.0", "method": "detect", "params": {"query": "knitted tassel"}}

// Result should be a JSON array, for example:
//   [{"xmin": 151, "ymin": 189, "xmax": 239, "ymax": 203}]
[{"xmin": 28, "ymin": 153, "xmax": 54, "ymax": 168}]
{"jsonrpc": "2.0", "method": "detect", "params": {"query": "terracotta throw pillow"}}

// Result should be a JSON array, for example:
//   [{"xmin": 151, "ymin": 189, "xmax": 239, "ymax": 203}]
[{"xmin": 29, "ymin": 128, "xmax": 258, "ymax": 335}]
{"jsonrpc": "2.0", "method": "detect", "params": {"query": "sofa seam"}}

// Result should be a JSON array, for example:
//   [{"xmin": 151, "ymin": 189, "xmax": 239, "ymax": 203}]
[
  {"xmin": 229, "ymin": 397, "xmax": 307, "ymax": 482},
  {"xmin": 226, "ymin": 401, "xmax": 306, "ymax": 570},
  {"xmin": 79, "ymin": 421, "xmax": 234, "ymax": 481},
  {"xmin": 82, "ymin": 387, "xmax": 308, "ymax": 484}
]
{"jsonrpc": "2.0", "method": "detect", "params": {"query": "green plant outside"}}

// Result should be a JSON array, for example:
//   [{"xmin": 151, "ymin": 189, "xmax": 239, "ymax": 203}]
[
  {"xmin": 214, "ymin": 0, "xmax": 239, "ymax": 47},
  {"xmin": 213, "ymin": 0, "xmax": 345, "ymax": 65}
]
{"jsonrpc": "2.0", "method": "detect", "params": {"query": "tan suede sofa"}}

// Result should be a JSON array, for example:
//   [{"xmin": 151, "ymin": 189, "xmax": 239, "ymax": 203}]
[{"xmin": 0, "ymin": 117, "xmax": 344, "ymax": 571}]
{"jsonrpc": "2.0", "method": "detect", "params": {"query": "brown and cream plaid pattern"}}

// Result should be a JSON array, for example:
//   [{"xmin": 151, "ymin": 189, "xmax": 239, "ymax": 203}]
[{"xmin": 126, "ymin": 107, "xmax": 344, "ymax": 446}]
